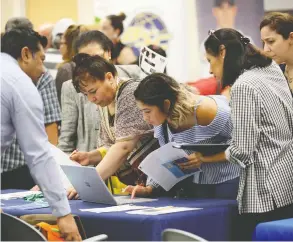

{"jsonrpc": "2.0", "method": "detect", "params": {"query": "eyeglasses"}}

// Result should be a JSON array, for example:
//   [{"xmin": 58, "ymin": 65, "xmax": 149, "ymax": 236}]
[{"xmin": 208, "ymin": 29, "xmax": 221, "ymax": 42}]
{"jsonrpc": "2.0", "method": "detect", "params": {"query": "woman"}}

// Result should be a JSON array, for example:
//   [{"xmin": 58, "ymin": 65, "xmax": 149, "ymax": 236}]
[
  {"xmin": 68, "ymin": 53, "xmax": 158, "ymax": 198},
  {"xmin": 125, "ymin": 73, "xmax": 239, "ymax": 200},
  {"xmin": 100, "ymin": 13, "xmax": 137, "ymax": 64},
  {"xmin": 55, "ymin": 24, "xmax": 88, "ymax": 104},
  {"xmin": 204, "ymin": 28, "xmax": 293, "ymax": 240},
  {"xmin": 260, "ymin": 12, "xmax": 293, "ymax": 95}
]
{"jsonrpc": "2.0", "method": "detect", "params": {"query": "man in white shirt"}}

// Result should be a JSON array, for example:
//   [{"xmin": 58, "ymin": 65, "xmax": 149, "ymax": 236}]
[{"xmin": 1, "ymin": 28, "xmax": 81, "ymax": 241}]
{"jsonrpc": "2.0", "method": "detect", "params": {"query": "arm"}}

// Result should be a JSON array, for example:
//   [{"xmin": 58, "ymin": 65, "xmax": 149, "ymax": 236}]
[
  {"xmin": 45, "ymin": 123, "xmax": 59, "ymax": 145},
  {"xmin": 96, "ymin": 137, "xmax": 139, "ymax": 180},
  {"xmin": 225, "ymin": 83, "xmax": 261, "ymax": 167},
  {"xmin": 57, "ymin": 81, "xmax": 78, "ymax": 153},
  {"xmin": 11, "ymin": 81, "xmax": 70, "ymax": 218}
]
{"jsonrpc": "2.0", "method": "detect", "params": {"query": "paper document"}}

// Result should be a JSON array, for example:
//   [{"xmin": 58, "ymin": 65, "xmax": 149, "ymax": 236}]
[
  {"xmin": 3, "ymin": 201, "xmax": 50, "ymax": 210},
  {"xmin": 0, "ymin": 191, "xmax": 41, "ymax": 200},
  {"xmin": 127, "ymin": 206, "xmax": 202, "ymax": 215},
  {"xmin": 139, "ymin": 143, "xmax": 200, "ymax": 191},
  {"xmin": 49, "ymin": 144, "xmax": 81, "ymax": 189},
  {"xmin": 80, "ymin": 204, "xmax": 149, "ymax": 213}
]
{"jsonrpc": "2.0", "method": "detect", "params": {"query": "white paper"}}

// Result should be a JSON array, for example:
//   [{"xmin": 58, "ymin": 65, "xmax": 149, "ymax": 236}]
[
  {"xmin": 127, "ymin": 206, "xmax": 202, "ymax": 215},
  {"xmin": 139, "ymin": 142, "xmax": 201, "ymax": 191},
  {"xmin": 0, "ymin": 191, "xmax": 41, "ymax": 200},
  {"xmin": 80, "ymin": 204, "xmax": 149, "ymax": 213},
  {"xmin": 49, "ymin": 144, "xmax": 81, "ymax": 189}
]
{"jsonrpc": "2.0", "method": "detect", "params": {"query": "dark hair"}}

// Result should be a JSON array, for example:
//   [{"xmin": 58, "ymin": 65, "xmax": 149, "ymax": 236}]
[
  {"xmin": 260, "ymin": 12, "xmax": 293, "ymax": 40},
  {"xmin": 74, "ymin": 30, "xmax": 113, "ymax": 53},
  {"xmin": 5, "ymin": 17, "xmax": 34, "ymax": 32},
  {"xmin": 204, "ymin": 28, "xmax": 272, "ymax": 88},
  {"xmin": 107, "ymin": 13, "xmax": 126, "ymax": 36},
  {"xmin": 147, "ymin": 45, "xmax": 167, "ymax": 58},
  {"xmin": 134, "ymin": 73, "xmax": 179, "ymax": 112},
  {"xmin": 72, "ymin": 53, "xmax": 117, "ymax": 93},
  {"xmin": 1, "ymin": 28, "xmax": 47, "ymax": 60},
  {"xmin": 214, "ymin": 0, "xmax": 235, "ymax": 7}
]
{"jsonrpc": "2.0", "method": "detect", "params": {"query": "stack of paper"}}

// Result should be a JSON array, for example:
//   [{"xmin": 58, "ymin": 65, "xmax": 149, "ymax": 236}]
[
  {"xmin": 127, "ymin": 206, "xmax": 202, "ymax": 215},
  {"xmin": 80, "ymin": 204, "xmax": 149, "ymax": 214},
  {"xmin": 0, "ymin": 191, "xmax": 41, "ymax": 200}
]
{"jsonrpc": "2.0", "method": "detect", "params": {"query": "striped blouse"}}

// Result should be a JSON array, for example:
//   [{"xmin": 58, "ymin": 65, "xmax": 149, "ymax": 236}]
[{"xmin": 147, "ymin": 95, "xmax": 239, "ymax": 188}]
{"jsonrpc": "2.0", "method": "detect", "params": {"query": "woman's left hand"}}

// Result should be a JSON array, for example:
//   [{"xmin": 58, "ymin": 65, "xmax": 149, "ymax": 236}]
[{"xmin": 178, "ymin": 152, "xmax": 204, "ymax": 170}]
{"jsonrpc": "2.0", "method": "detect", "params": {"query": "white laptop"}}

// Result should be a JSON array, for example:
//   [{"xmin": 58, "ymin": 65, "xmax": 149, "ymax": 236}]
[{"xmin": 61, "ymin": 165, "xmax": 156, "ymax": 205}]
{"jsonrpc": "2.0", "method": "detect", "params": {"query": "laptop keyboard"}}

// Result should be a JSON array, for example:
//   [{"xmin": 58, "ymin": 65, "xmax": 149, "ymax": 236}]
[{"xmin": 114, "ymin": 196, "xmax": 157, "ymax": 205}]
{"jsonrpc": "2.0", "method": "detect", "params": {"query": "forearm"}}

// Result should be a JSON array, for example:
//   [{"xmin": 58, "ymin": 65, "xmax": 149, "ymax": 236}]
[
  {"xmin": 95, "ymin": 143, "xmax": 131, "ymax": 181},
  {"xmin": 88, "ymin": 149, "xmax": 103, "ymax": 165},
  {"xmin": 202, "ymin": 151, "xmax": 227, "ymax": 163},
  {"xmin": 45, "ymin": 122, "xmax": 59, "ymax": 145}
]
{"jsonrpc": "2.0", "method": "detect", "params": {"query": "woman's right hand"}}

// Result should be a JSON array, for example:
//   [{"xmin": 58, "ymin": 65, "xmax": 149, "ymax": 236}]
[
  {"xmin": 67, "ymin": 187, "xmax": 80, "ymax": 200},
  {"xmin": 70, "ymin": 151, "xmax": 90, "ymax": 166},
  {"xmin": 123, "ymin": 185, "xmax": 153, "ymax": 199}
]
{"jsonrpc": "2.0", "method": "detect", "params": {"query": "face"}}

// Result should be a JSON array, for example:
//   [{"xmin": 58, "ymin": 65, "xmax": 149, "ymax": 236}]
[
  {"xmin": 78, "ymin": 43, "xmax": 111, "ymax": 60},
  {"xmin": 212, "ymin": 3, "xmax": 237, "ymax": 28},
  {"xmin": 59, "ymin": 35, "xmax": 67, "ymax": 58},
  {"xmin": 82, "ymin": 73, "xmax": 117, "ymax": 107},
  {"xmin": 100, "ymin": 18, "xmax": 119, "ymax": 42},
  {"xmin": 261, "ymin": 26, "xmax": 293, "ymax": 64},
  {"xmin": 205, "ymin": 50, "xmax": 224, "ymax": 81},
  {"xmin": 21, "ymin": 44, "xmax": 46, "ymax": 82},
  {"xmin": 136, "ymin": 101, "xmax": 168, "ymax": 126}
]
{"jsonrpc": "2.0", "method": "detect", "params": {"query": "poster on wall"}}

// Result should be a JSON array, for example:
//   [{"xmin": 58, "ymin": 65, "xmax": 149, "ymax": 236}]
[{"xmin": 195, "ymin": 0, "xmax": 264, "ymax": 78}]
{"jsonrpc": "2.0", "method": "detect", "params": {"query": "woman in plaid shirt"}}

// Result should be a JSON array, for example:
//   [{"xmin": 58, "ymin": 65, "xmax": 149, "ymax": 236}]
[{"xmin": 204, "ymin": 28, "xmax": 293, "ymax": 240}]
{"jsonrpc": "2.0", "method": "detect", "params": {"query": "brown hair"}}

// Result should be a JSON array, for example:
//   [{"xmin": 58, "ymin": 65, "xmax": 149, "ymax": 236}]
[
  {"xmin": 60, "ymin": 24, "xmax": 88, "ymax": 65},
  {"xmin": 106, "ymin": 12, "xmax": 126, "ymax": 36},
  {"xmin": 260, "ymin": 12, "xmax": 293, "ymax": 39}
]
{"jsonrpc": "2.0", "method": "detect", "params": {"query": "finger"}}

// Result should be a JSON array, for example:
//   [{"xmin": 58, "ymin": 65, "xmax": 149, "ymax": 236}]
[
  {"xmin": 68, "ymin": 191, "xmax": 76, "ymax": 200},
  {"xmin": 69, "ymin": 150, "xmax": 77, "ymax": 158},
  {"xmin": 131, "ymin": 185, "xmax": 141, "ymax": 199},
  {"xmin": 74, "ymin": 193, "xmax": 80, "ymax": 200},
  {"xmin": 73, "ymin": 233, "xmax": 82, "ymax": 241},
  {"xmin": 64, "ymin": 234, "xmax": 73, "ymax": 241}
]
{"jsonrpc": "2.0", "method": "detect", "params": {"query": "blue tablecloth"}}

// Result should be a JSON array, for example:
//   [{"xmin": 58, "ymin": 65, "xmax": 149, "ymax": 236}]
[
  {"xmin": 253, "ymin": 218, "xmax": 293, "ymax": 241},
  {"xmin": 1, "ymin": 189, "xmax": 238, "ymax": 241}
]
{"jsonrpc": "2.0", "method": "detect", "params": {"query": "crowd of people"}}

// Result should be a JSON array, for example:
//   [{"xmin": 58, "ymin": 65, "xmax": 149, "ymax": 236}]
[{"xmin": 1, "ymin": 8, "xmax": 293, "ymax": 241}]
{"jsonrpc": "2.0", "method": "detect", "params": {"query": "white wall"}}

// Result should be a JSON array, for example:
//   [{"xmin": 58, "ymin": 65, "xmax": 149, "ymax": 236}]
[{"xmin": 264, "ymin": 0, "xmax": 293, "ymax": 11}]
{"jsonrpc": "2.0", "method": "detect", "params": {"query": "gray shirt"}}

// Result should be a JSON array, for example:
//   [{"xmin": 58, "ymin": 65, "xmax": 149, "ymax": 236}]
[{"xmin": 0, "ymin": 53, "xmax": 70, "ymax": 217}]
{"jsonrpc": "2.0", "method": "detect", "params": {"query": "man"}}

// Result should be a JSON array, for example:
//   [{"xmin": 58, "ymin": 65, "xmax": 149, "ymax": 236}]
[
  {"xmin": 1, "ymin": 28, "xmax": 81, "ymax": 241},
  {"xmin": 1, "ymin": 17, "xmax": 61, "ymax": 190},
  {"xmin": 212, "ymin": 0, "xmax": 238, "ymax": 29}
]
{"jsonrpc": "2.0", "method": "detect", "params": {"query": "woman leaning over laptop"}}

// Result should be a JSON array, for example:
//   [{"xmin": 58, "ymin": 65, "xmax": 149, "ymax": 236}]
[
  {"xmin": 68, "ymin": 53, "xmax": 158, "ymax": 199},
  {"xmin": 125, "ymin": 73, "xmax": 239, "ymax": 199}
]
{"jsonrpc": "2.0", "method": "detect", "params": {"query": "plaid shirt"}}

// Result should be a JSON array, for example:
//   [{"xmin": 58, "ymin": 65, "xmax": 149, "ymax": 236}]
[
  {"xmin": 226, "ymin": 62, "xmax": 293, "ymax": 214},
  {"xmin": 1, "ymin": 70, "xmax": 61, "ymax": 172}
]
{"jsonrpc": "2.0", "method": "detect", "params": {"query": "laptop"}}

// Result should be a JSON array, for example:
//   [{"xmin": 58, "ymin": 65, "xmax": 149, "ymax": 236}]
[{"xmin": 61, "ymin": 165, "xmax": 156, "ymax": 205}]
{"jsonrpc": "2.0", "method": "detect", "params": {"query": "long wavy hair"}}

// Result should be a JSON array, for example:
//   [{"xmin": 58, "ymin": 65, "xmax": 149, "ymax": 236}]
[{"xmin": 134, "ymin": 73, "xmax": 197, "ymax": 129}]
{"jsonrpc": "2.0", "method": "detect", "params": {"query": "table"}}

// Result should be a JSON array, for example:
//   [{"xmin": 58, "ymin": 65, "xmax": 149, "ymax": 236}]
[
  {"xmin": 253, "ymin": 218, "xmax": 293, "ymax": 241},
  {"xmin": 2, "ymin": 189, "xmax": 238, "ymax": 241}
]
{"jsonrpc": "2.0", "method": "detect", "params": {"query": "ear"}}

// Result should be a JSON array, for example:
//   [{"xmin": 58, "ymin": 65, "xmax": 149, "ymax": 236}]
[
  {"xmin": 212, "ymin": 8, "xmax": 218, "ymax": 18},
  {"xmin": 105, "ymin": 72, "xmax": 114, "ymax": 81},
  {"xmin": 232, "ymin": 6, "xmax": 238, "ymax": 16},
  {"xmin": 114, "ymin": 29, "xmax": 120, "ymax": 38},
  {"xmin": 163, "ymin": 99, "xmax": 171, "ymax": 114},
  {"xmin": 219, "ymin": 45, "xmax": 226, "ymax": 59},
  {"xmin": 289, "ymin": 32, "xmax": 293, "ymax": 45},
  {"xmin": 20, "ymin": 47, "xmax": 32, "ymax": 63}
]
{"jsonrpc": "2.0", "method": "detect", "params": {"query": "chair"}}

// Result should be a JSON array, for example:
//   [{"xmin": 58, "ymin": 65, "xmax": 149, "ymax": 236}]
[
  {"xmin": 2, "ymin": 212, "xmax": 108, "ymax": 241},
  {"xmin": 1, "ymin": 212, "xmax": 46, "ymax": 241},
  {"xmin": 162, "ymin": 228, "xmax": 208, "ymax": 241}
]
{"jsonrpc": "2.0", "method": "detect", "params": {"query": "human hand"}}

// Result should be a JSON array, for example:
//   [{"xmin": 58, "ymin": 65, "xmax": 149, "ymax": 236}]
[
  {"xmin": 123, "ymin": 185, "xmax": 153, "ymax": 199},
  {"xmin": 30, "ymin": 185, "xmax": 40, "ymax": 191},
  {"xmin": 70, "ymin": 151, "xmax": 90, "ymax": 166},
  {"xmin": 67, "ymin": 187, "xmax": 79, "ymax": 200},
  {"xmin": 57, "ymin": 214, "xmax": 82, "ymax": 241},
  {"xmin": 178, "ymin": 152, "xmax": 204, "ymax": 170}
]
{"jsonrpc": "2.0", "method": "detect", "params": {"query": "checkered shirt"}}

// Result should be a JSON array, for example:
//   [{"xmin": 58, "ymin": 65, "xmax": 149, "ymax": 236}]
[
  {"xmin": 1, "ymin": 70, "xmax": 61, "ymax": 172},
  {"xmin": 226, "ymin": 62, "xmax": 293, "ymax": 213}
]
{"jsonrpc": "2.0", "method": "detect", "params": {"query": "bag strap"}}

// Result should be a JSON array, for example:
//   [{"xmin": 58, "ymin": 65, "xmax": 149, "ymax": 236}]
[{"xmin": 163, "ymin": 121, "xmax": 169, "ymax": 144}]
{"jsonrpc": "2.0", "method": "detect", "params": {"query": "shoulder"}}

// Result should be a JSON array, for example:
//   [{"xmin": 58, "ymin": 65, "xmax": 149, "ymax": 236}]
[
  {"xmin": 115, "ymin": 65, "xmax": 141, "ymax": 79},
  {"xmin": 37, "ymin": 70, "xmax": 54, "ymax": 90},
  {"xmin": 117, "ymin": 47, "xmax": 137, "ymax": 64},
  {"xmin": 196, "ymin": 96, "xmax": 219, "ymax": 126}
]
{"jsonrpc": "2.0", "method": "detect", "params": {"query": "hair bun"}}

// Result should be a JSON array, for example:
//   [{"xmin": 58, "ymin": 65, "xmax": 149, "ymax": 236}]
[
  {"xmin": 72, "ymin": 53, "xmax": 91, "ymax": 66},
  {"xmin": 240, "ymin": 36, "xmax": 250, "ymax": 45},
  {"xmin": 118, "ymin": 12, "xmax": 126, "ymax": 21}
]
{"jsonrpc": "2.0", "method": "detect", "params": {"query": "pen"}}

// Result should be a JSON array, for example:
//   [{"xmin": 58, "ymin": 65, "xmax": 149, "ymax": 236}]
[
  {"xmin": 51, "ymin": 228, "xmax": 60, "ymax": 232},
  {"xmin": 70, "ymin": 149, "xmax": 78, "ymax": 157}
]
